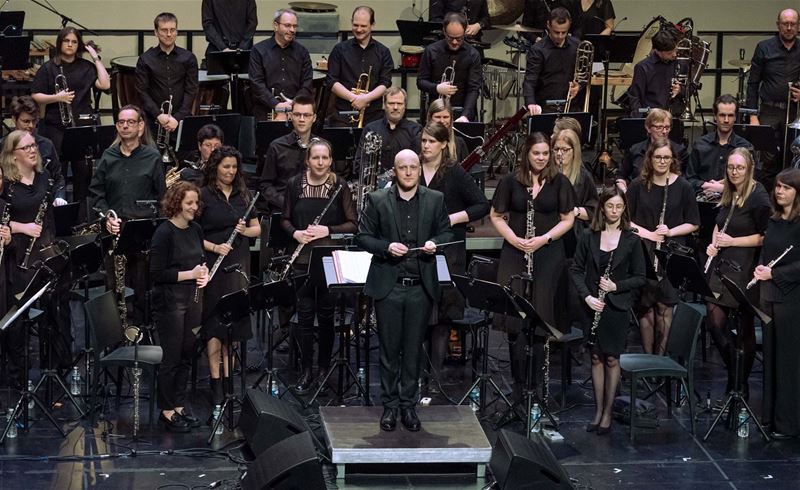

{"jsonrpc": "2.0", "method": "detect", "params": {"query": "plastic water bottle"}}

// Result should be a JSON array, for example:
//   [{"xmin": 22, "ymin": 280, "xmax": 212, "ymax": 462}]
[
  {"xmin": 6, "ymin": 409, "xmax": 17, "ymax": 439},
  {"xmin": 70, "ymin": 367, "xmax": 81, "ymax": 396},
  {"xmin": 705, "ymin": 390, "xmax": 712, "ymax": 411},
  {"xmin": 530, "ymin": 403, "xmax": 542, "ymax": 434},
  {"xmin": 27, "ymin": 381, "xmax": 35, "ymax": 410},
  {"xmin": 737, "ymin": 408, "xmax": 750, "ymax": 438},
  {"xmin": 270, "ymin": 381, "xmax": 279, "ymax": 398},
  {"xmin": 213, "ymin": 405, "xmax": 224, "ymax": 435},
  {"xmin": 357, "ymin": 368, "xmax": 366, "ymax": 389},
  {"xmin": 469, "ymin": 387, "xmax": 480, "ymax": 412}
]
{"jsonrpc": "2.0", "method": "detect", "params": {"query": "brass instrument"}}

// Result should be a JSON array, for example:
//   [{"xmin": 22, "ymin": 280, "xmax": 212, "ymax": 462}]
[
  {"xmin": 165, "ymin": 165, "xmax": 182, "ymax": 189},
  {"xmin": 155, "ymin": 95, "xmax": 174, "ymax": 163},
  {"xmin": 747, "ymin": 245, "xmax": 794, "ymax": 290},
  {"xmin": 270, "ymin": 89, "xmax": 292, "ymax": 121},
  {"xmin": 356, "ymin": 131, "xmax": 382, "ymax": 217},
  {"xmin": 19, "ymin": 179, "xmax": 54, "ymax": 270},
  {"xmin": 696, "ymin": 191, "xmax": 721, "ymax": 203},
  {"xmin": 653, "ymin": 177, "xmax": 669, "ymax": 275},
  {"xmin": 55, "ymin": 67, "xmax": 75, "ymax": 128},
  {"xmin": 704, "ymin": 193, "xmax": 737, "ymax": 273},
  {"xmin": 0, "ymin": 183, "xmax": 13, "ymax": 268},
  {"xmin": 587, "ymin": 250, "xmax": 615, "ymax": 348},
  {"xmin": 783, "ymin": 81, "xmax": 800, "ymax": 165},
  {"xmin": 673, "ymin": 38, "xmax": 695, "ymax": 122},
  {"xmin": 564, "ymin": 40, "xmax": 594, "ymax": 113},
  {"xmin": 440, "ymin": 60, "xmax": 456, "ymax": 103},
  {"xmin": 350, "ymin": 66, "xmax": 372, "ymax": 128}
]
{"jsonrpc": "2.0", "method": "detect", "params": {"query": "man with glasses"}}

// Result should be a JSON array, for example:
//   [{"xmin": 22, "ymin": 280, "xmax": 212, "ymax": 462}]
[
  {"xmin": 249, "ymin": 8, "xmax": 313, "ymax": 122},
  {"xmin": 417, "ymin": 12, "xmax": 482, "ymax": 122},
  {"xmin": 615, "ymin": 108, "xmax": 689, "ymax": 191},
  {"xmin": 429, "ymin": 0, "xmax": 490, "ymax": 42},
  {"xmin": 327, "ymin": 6, "xmax": 393, "ymax": 126}
]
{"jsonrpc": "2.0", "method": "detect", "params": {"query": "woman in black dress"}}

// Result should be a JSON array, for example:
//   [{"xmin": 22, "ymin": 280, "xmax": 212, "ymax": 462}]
[
  {"xmin": 150, "ymin": 182, "xmax": 209, "ymax": 432},
  {"xmin": 627, "ymin": 137, "xmax": 700, "ymax": 355},
  {"xmin": 0, "ymin": 163, "xmax": 15, "ymax": 385},
  {"xmin": 703, "ymin": 148, "xmax": 770, "ymax": 400},
  {"xmin": 281, "ymin": 138, "xmax": 357, "ymax": 393},
  {"xmin": 573, "ymin": 0, "xmax": 616, "ymax": 39},
  {"xmin": 571, "ymin": 187, "xmax": 646, "ymax": 435},
  {"xmin": 490, "ymin": 131, "xmax": 575, "ymax": 400},
  {"xmin": 420, "ymin": 122, "xmax": 490, "ymax": 384},
  {"xmin": 427, "ymin": 99, "xmax": 470, "ymax": 162},
  {"xmin": 756, "ymin": 168, "xmax": 800, "ymax": 438},
  {"xmin": 197, "ymin": 146, "xmax": 260, "ymax": 406}
]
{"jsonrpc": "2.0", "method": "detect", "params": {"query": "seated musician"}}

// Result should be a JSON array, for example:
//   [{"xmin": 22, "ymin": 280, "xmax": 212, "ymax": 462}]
[
  {"xmin": 248, "ymin": 8, "xmax": 313, "ymax": 122},
  {"xmin": 429, "ymin": 0, "xmax": 490, "ymax": 42},
  {"xmin": 627, "ymin": 28, "xmax": 682, "ymax": 118},
  {"xmin": 179, "ymin": 124, "xmax": 224, "ymax": 186},
  {"xmin": 427, "ymin": 99, "xmax": 469, "ymax": 162}
]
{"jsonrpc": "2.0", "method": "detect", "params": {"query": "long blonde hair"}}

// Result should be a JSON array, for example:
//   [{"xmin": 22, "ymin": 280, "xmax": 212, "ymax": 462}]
[
  {"xmin": 552, "ymin": 129, "xmax": 582, "ymax": 187},
  {"xmin": 1, "ymin": 130, "xmax": 43, "ymax": 182},
  {"xmin": 720, "ymin": 147, "xmax": 756, "ymax": 208}
]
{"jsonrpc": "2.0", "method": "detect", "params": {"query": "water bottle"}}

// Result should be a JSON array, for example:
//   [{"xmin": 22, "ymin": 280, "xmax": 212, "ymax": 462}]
[
  {"xmin": 70, "ymin": 367, "xmax": 81, "ymax": 396},
  {"xmin": 357, "ymin": 368, "xmax": 366, "ymax": 389},
  {"xmin": 270, "ymin": 381, "xmax": 279, "ymax": 398},
  {"xmin": 213, "ymin": 405, "xmax": 223, "ymax": 435},
  {"xmin": 737, "ymin": 408, "xmax": 750, "ymax": 438},
  {"xmin": 530, "ymin": 403, "xmax": 542, "ymax": 434},
  {"xmin": 6, "ymin": 409, "xmax": 17, "ymax": 439},
  {"xmin": 469, "ymin": 387, "xmax": 480, "ymax": 412},
  {"xmin": 27, "ymin": 381, "xmax": 35, "ymax": 410},
  {"xmin": 705, "ymin": 390, "xmax": 712, "ymax": 410}
]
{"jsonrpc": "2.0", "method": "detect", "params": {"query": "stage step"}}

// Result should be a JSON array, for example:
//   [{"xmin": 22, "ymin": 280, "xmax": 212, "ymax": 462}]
[{"xmin": 320, "ymin": 405, "xmax": 492, "ymax": 480}]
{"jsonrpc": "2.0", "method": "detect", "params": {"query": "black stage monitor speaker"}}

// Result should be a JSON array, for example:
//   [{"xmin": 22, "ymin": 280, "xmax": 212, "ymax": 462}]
[
  {"xmin": 490, "ymin": 429, "xmax": 574, "ymax": 489},
  {"xmin": 240, "ymin": 431, "xmax": 326, "ymax": 490},
  {"xmin": 240, "ymin": 388, "xmax": 311, "ymax": 457}
]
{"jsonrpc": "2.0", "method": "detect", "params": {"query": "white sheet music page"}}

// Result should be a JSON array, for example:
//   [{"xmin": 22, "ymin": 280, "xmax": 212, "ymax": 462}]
[{"xmin": 332, "ymin": 250, "xmax": 373, "ymax": 283}]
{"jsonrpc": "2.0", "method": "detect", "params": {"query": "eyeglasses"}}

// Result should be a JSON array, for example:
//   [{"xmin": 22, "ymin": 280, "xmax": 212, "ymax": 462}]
[
  {"xmin": 445, "ymin": 34, "xmax": 465, "ymax": 42},
  {"xmin": 553, "ymin": 147, "xmax": 573, "ymax": 154},
  {"xmin": 116, "ymin": 119, "xmax": 141, "ymax": 127},
  {"xmin": 291, "ymin": 112, "xmax": 314, "ymax": 120},
  {"xmin": 651, "ymin": 124, "xmax": 671, "ymax": 132},
  {"xmin": 14, "ymin": 143, "xmax": 37, "ymax": 152},
  {"xmin": 652, "ymin": 155, "xmax": 673, "ymax": 162},
  {"xmin": 277, "ymin": 22, "xmax": 298, "ymax": 29},
  {"xmin": 201, "ymin": 142, "xmax": 221, "ymax": 150},
  {"xmin": 726, "ymin": 165, "xmax": 747, "ymax": 173}
]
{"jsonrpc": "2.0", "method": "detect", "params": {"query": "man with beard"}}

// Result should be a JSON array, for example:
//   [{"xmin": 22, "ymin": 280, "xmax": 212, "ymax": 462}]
[{"xmin": 357, "ymin": 149, "xmax": 453, "ymax": 432}]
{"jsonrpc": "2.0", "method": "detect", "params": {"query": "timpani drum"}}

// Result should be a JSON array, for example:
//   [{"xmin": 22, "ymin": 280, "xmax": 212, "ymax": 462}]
[{"xmin": 110, "ymin": 56, "xmax": 140, "ymax": 112}]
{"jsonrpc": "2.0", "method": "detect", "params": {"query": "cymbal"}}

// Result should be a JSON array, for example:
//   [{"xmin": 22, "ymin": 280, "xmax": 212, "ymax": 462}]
[
  {"xmin": 494, "ymin": 23, "xmax": 542, "ymax": 34},
  {"xmin": 289, "ymin": 1, "xmax": 337, "ymax": 12},
  {"xmin": 729, "ymin": 59, "xmax": 751, "ymax": 68}
]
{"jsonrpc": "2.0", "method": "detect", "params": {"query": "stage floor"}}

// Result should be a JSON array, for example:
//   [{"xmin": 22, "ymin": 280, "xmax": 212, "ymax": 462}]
[{"xmin": 0, "ymin": 309, "xmax": 799, "ymax": 489}]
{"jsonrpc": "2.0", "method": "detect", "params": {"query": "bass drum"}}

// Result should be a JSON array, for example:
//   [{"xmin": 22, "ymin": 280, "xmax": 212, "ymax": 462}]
[{"xmin": 488, "ymin": 0, "xmax": 523, "ymax": 27}]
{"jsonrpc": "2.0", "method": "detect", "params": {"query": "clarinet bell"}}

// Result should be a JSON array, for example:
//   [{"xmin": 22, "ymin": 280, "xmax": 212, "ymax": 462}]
[{"xmin": 125, "ymin": 325, "xmax": 143, "ymax": 344}]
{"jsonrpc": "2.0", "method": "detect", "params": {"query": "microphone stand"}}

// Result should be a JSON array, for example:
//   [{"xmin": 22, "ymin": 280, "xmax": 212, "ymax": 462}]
[{"xmin": 27, "ymin": 0, "xmax": 98, "ymax": 33}]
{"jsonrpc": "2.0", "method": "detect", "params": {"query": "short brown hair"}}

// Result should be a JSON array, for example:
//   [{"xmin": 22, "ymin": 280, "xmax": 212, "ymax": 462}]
[
  {"xmin": 161, "ymin": 181, "xmax": 201, "ymax": 218},
  {"xmin": 154, "ymin": 12, "xmax": 178, "ymax": 30},
  {"xmin": 10, "ymin": 95, "xmax": 39, "ymax": 119}
]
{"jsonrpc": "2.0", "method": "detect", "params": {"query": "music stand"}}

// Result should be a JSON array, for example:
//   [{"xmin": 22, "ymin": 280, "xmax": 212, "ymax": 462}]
[
  {"xmin": 528, "ymin": 112, "xmax": 593, "ymax": 144},
  {"xmin": 733, "ymin": 123, "xmax": 779, "ymax": 153},
  {"xmin": 176, "ymin": 114, "xmax": 242, "ymax": 153},
  {"xmin": 453, "ymin": 121, "xmax": 485, "ymax": 153},
  {"xmin": 207, "ymin": 50, "xmax": 250, "ymax": 113},
  {"xmin": 396, "ymin": 19, "xmax": 441, "ymax": 46},
  {"xmin": 254, "ymin": 121, "xmax": 293, "ymax": 162},
  {"xmin": 321, "ymin": 127, "xmax": 363, "ymax": 162},
  {"xmin": 54, "ymin": 202, "xmax": 81, "ymax": 237},
  {"xmin": 617, "ymin": 118, "xmax": 684, "ymax": 150},
  {"xmin": 0, "ymin": 12, "xmax": 25, "ymax": 35},
  {"xmin": 655, "ymin": 249, "xmax": 715, "ymax": 299},
  {"xmin": 0, "ymin": 34, "xmax": 29, "ymax": 70}
]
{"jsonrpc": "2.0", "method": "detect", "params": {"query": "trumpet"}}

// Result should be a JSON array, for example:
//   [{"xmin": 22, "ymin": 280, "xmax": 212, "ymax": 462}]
[
  {"xmin": 564, "ymin": 40, "xmax": 594, "ymax": 113},
  {"xmin": 350, "ymin": 66, "xmax": 372, "ymax": 128},
  {"xmin": 155, "ymin": 95, "xmax": 174, "ymax": 163},
  {"xmin": 270, "ymin": 89, "xmax": 292, "ymax": 121},
  {"xmin": 55, "ymin": 67, "xmax": 75, "ymax": 128},
  {"xmin": 440, "ymin": 60, "xmax": 456, "ymax": 103}
]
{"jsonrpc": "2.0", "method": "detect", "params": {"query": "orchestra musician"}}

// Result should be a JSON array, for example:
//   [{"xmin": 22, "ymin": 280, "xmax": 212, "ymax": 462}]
[
  {"xmin": 747, "ymin": 9, "xmax": 800, "ymax": 190},
  {"xmin": 522, "ymin": 0, "xmax": 577, "ymax": 37},
  {"xmin": 326, "ymin": 6, "xmax": 394, "ymax": 127},
  {"xmin": 524, "ymin": 8, "xmax": 581, "ymax": 115},
  {"xmin": 179, "ymin": 124, "xmax": 224, "ymax": 187},
  {"xmin": 0, "ymin": 165, "xmax": 12, "ymax": 377},
  {"xmin": 627, "ymin": 138, "xmax": 699, "ymax": 354},
  {"xmin": 150, "ymin": 182, "xmax": 208, "ymax": 432},
  {"xmin": 197, "ymin": 146, "xmax": 260, "ymax": 408},
  {"xmin": 248, "ymin": 8, "xmax": 313, "ymax": 122},
  {"xmin": 704, "ymin": 148, "xmax": 770, "ymax": 403},
  {"xmin": 417, "ymin": 12, "xmax": 483, "ymax": 122},
  {"xmin": 429, "ymin": 0, "xmax": 490, "ymax": 42},
  {"xmin": 201, "ymin": 0, "xmax": 257, "ymax": 56},
  {"xmin": 570, "ymin": 187, "xmax": 645, "ymax": 436},
  {"xmin": 490, "ymin": 132, "xmax": 575, "ymax": 401},
  {"xmin": 758, "ymin": 168, "xmax": 800, "ymax": 439},
  {"xmin": 427, "ymin": 99, "xmax": 470, "ymax": 162},
  {"xmin": 572, "ymin": 0, "xmax": 616, "ymax": 40},
  {"xmin": 627, "ymin": 28, "xmax": 682, "ymax": 118},
  {"xmin": 419, "ymin": 121, "xmax": 489, "ymax": 388},
  {"xmin": 31, "ymin": 27, "xmax": 110, "ymax": 204},
  {"xmin": 281, "ymin": 138, "xmax": 357, "ymax": 393}
]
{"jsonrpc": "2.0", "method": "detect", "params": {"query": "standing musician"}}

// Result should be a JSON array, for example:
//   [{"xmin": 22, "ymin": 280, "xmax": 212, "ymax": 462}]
[
  {"xmin": 31, "ymin": 27, "xmax": 110, "ymax": 204},
  {"xmin": 248, "ymin": 8, "xmax": 313, "ymax": 122},
  {"xmin": 758, "ymin": 168, "xmax": 800, "ymax": 439},
  {"xmin": 427, "ymin": 99, "xmax": 470, "ymax": 162},
  {"xmin": 572, "ymin": 0, "xmax": 616, "ymax": 40},
  {"xmin": 570, "ymin": 187, "xmax": 645, "ymax": 436},
  {"xmin": 326, "ymin": 6, "xmax": 394, "ymax": 127},
  {"xmin": 281, "ymin": 138, "xmax": 357, "ymax": 393},
  {"xmin": 490, "ymin": 132, "xmax": 575, "ymax": 401},
  {"xmin": 178, "ymin": 124, "xmax": 224, "ymax": 187},
  {"xmin": 0, "ymin": 166, "xmax": 12, "ymax": 374},
  {"xmin": 626, "ymin": 138, "xmax": 699, "ymax": 354},
  {"xmin": 747, "ymin": 9, "xmax": 800, "ymax": 189},
  {"xmin": 357, "ymin": 149, "xmax": 453, "ymax": 432},
  {"xmin": 627, "ymin": 28, "xmax": 682, "ymax": 118},
  {"xmin": 429, "ymin": 0, "xmax": 490, "ymax": 42},
  {"xmin": 136, "ymin": 13, "xmax": 199, "ymax": 139},
  {"xmin": 201, "ymin": 0, "xmax": 257, "ymax": 57},
  {"xmin": 417, "ymin": 13, "xmax": 482, "ymax": 123},
  {"xmin": 419, "ymin": 121, "xmax": 489, "ymax": 387},
  {"xmin": 524, "ymin": 8, "xmax": 581, "ymax": 116},
  {"xmin": 150, "ymin": 182, "xmax": 208, "ymax": 432},
  {"xmin": 704, "ymin": 148, "xmax": 770, "ymax": 403},
  {"xmin": 197, "ymin": 146, "xmax": 260, "ymax": 408},
  {"xmin": 355, "ymin": 88, "xmax": 421, "ymax": 175}
]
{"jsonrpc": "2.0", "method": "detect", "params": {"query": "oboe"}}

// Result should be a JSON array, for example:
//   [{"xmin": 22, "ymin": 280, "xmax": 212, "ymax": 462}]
[
  {"xmin": 704, "ymin": 193, "xmax": 737, "ymax": 274},
  {"xmin": 19, "ymin": 179, "xmax": 54, "ymax": 270},
  {"xmin": 587, "ymin": 250, "xmax": 614, "ymax": 348},
  {"xmin": 652, "ymin": 177, "xmax": 669, "ymax": 275},
  {"xmin": 523, "ymin": 190, "xmax": 536, "ymax": 299},
  {"xmin": 0, "ymin": 183, "xmax": 14, "ymax": 268},
  {"xmin": 747, "ymin": 245, "xmax": 794, "ymax": 290}
]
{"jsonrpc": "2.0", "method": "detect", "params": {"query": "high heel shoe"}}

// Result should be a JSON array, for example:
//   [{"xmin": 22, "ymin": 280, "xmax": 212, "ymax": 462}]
[
  {"xmin": 160, "ymin": 412, "xmax": 190, "ymax": 432},
  {"xmin": 596, "ymin": 423, "xmax": 612, "ymax": 436},
  {"xmin": 586, "ymin": 423, "xmax": 599, "ymax": 433}
]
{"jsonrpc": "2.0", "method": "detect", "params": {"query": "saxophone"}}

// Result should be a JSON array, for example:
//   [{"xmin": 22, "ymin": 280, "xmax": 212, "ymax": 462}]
[
  {"xmin": 0, "ymin": 183, "xmax": 13, "ymax": 268},
  {"xmin": 704, "ymin": 193, "xmax": 737, "ymax": 274},
  {"xmin": 653, "ymin": 177, "xmax": 669, "ymax": 276},
  {"xmin": 356, "ymin": 131, "xmax": 382, "ymax": 217},
  {"xmin": 19, "ymin": 179, "xmax": 54, "ymax": 270},
  {"xmin": 586, "ymin": 250, "xmax": 615, "ymax": 348}
]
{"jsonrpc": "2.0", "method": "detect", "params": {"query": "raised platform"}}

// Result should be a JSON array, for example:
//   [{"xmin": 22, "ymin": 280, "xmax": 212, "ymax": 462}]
[{"xmin": 320, "ymin": 405, "xmax": 492, "ymax": 480}]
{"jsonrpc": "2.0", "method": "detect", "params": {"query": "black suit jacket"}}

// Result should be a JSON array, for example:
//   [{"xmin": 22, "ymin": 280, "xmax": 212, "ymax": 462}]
[
  {"xmin": 570, "ymin": 228, "xmax": 647, "ymax": 311},
  {"xmin": 356, "ymin": 185, "xmax": 454, "ymax": 301}
]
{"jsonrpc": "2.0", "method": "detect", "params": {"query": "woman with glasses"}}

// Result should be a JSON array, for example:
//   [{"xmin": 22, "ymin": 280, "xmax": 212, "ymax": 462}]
[
  {"xmin": 703, "ymin": 148, "xmax": 770, "ymax": 403},
  {"xmin": 627, "ymin": 138, "xmax": 700, "ymax": 355},
  {"xmin": 427, "ymin": 99, "xmax": 470, "ymax": 162}
]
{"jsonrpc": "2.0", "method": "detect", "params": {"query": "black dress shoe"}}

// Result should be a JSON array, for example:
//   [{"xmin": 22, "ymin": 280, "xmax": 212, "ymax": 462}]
[
  {"xmin": 177, "ymin": 409, "xmax": 201, "ymax": 428},
  {"xmin": 586, "ymin": 423, "xmax": 598, "ymax": 433},
  {"xmin": 380, "ymin": 408, "xmax": 397, "ymax": 431},
  {"xmin": 294, "ymin": 371, "xmax": 313, "ymax": 394},
  {"xmin": 160, "ymin": 412, "xmax": 191, "ymax": 432},
  {"xmin": 596, "ymin": 424, "xmax": 612, "ymax": 436},
  {"xmin": 400, "ymin": 407, "xmax": 421, "ymax": 432}
]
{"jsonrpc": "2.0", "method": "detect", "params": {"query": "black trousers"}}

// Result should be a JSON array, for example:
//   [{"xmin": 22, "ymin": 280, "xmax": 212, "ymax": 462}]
[
  {"xmin": 374, "ymin": 283, "xmax": 433, "ymax": 409},
  {"xmin": 758, "ymin": 105, "xmax": 794, "ymax": 191},
  {"xmin": 295, "ymin": 281, "xmax": 336, "ymax": 371},
  {"xmin": 155, "ymin": 285, "xmax": 200, "ymax": 410}
]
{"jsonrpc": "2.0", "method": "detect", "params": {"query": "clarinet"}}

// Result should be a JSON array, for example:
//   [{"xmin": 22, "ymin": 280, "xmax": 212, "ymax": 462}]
[
  {"xmin": 277, "ymin": 182, "xmax": 343, "ymax": 281},
  {"xmin": 652, "ymin": 177, "xmax": 669, "ymax": 276},
  {"xmin": 747, "ymin": 245, "xmax": 794, "ymax": 290},
  {"xmin": 19, "ymin": 179, "xmax": 54, "ymax": 270},
  {"xmin": 586, "ymin": 250, "xmax": 614, "ymax": 348},
  {"xmin": 704, "ymin": 193, "xmax": 737, "ymax": 274},
  {"xmin": 0, "ymin": 183, "xmax": 14, "ymax": 268}
]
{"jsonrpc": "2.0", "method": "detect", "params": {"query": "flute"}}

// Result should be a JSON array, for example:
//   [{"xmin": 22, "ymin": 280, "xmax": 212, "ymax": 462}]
[{"xmin": 746, "ymin": 245, "xmax": 794, "ymax": 290}]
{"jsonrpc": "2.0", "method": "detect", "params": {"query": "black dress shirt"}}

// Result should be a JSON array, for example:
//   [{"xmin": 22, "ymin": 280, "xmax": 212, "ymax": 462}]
[
  {"xmin": 747, "ymin": 34, "xmax": 800, "ymax": 110},
  {"xmin": 150, "ymin": 221, "xmax": 205, "ymax": 285},
  {"xmin": 249, "ymin": 38, "xmax": 313, "ymax": 111},
  {"xmin": 355, "ymin": 117, "xmax": 422, "ymax": 174},
  {"xmin": 523, "ymin": 35, "xmax": 579, "ymax": 107},
  {"xmin": 259, "ymin": 131, "xmax": 318, "ymax": 212},
  {"xmin": 396, "ymin": 191, "xmax": 421, "ymax": 278},
  {"xmin": 628, "ymin": 52, "xmax": 681, "ymax": 117},
  {"xmin": 202, "ymin": 0, "xmax": 257, "ymax": 53},
  {"xmin": 417, "ymin": 40, "xmax": 483, "ymax": 120},
  {"xmin": 429, "ymin": 0, "xmax": 490, "ymax": 29},
  {"xmin": 31, "ymin": 58, "xmax": 98, "ymax": 128},
  {"xmin": 522, "ymin": 0, "xmax": 578, "ymax": 31},
  {"xmin": 89, "ymin": 143, "xmax": 166, "ymax": 219},
  {"xmin": 686, "ymin": 131, "xmax": 753, "ymax": 192},
  {"xmin": 618, "ymin": 138, "xmax": 690, "ymax": 183},
  {"xmin": 136, "ymin": 46, "xmax": 199, "ymax": 123},
  {"xmin": 326, "ymin": 38, "xmax": 394, "ymax": 122}
]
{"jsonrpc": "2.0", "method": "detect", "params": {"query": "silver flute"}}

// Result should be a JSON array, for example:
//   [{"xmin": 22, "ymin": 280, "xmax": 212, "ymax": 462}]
[{"xmin": 747, "ymin": 245, "xmax": 794, "ymax": 289}]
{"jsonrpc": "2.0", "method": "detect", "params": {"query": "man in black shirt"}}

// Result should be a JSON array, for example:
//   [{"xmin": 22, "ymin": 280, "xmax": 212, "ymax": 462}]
[
  {"xmin": 249, "ymin": 8, "xmax": 313, "ymax": 122},
  {"xmin": 136, "ymin": 13, "xmax": 199, "ymax": 137},
  {"xmin": 522, "ymin": 0, "xmax": 578, "ymax": 33},
  {"xmin": 524, "ymin": 8, "xmax": 580, "ymax": 115},
  {"xmin": 628, "ymin": 29, "xmax": 682, "ymax": 117},
  {"xmin": 748, "ymin": 8, "xmax": 800, "ymax": 188},
  {"xmin": 417, "ymin": 13, "xmax": 483, "ymax": 122},
  {"xmin": 201, "ymin": 0, "xmax": 257, "ymax": 56},
  {"xmin": 327, "ymin": 6, "xmax": 394, "ymax": 126},
  {"xmin": 429, "ymin": 0, "xmax": 490, "ymax": 41}
]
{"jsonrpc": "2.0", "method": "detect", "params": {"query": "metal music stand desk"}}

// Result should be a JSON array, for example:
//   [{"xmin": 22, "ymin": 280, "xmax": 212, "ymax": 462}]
[
  {"xmin": 61, "ymin": 125, "xmax": 116, "ymax": 163},
  {"xmin": 732, "ymin": 123, "xmax": 779, "ymax": 153},
  {"xmin": 0, "ymin": 12, "xmax": 25, "ymax": 34},
  {"xmin": 176, "ymin": 114, "xmax": 243, "ymax": 154},
  {"xmin": 254, "ymin": 121, "xmax": 293, "ymax": 164},
  {"xmin": 0, "ymin": 34, "xmax": 29, "ymax": 70},
  {"xmin": 207, "ymin": 49, "xmax": 251, "ymax": 113},
  {"xmin": 54, "ymin": 202, "xmax": 81, "ymax": 237}
]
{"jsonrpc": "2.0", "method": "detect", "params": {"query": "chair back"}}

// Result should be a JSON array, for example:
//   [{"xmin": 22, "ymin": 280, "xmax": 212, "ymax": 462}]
[
  {"xmin": 665, "ymin": 301, "xmax": 703, "ymax": 367},
  {"xmin": 85, "ymin": 290, "xmax": 125, "ymax": 354}
]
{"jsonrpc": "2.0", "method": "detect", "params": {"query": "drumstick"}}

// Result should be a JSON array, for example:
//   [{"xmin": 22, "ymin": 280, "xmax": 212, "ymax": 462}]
[{"xmin": 406, "ymin": 240, "xmax": 464, "ymax": 252}]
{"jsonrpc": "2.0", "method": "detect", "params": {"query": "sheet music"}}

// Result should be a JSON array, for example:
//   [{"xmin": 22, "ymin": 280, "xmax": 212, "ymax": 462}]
[{"xmin": 332, "ymin": 250, "xmax": 373, "ymax": 284}]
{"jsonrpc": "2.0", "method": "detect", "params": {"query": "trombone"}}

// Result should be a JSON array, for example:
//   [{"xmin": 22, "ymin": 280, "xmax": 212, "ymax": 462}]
[
  {"xmin": 350, "ymin": 66, "xmax": 372, "ymax": 128},
  {"xmin": 440, "ymin": 60, "xmax": 456, "ymax": 103},
  {"xmin": 784, "ymin": 81, "xmax": 800, "ymax": 166},
  {"xmin": 564, "ymin": 40, "xmax": 594, "ymax": 113}
]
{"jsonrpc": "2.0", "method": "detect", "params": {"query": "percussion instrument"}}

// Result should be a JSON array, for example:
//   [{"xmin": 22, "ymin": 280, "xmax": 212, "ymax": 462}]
[
  {"xmin": 196, "ymin": 70, "xmax": 231, "ymax": 114},
  {"xmin": 399, "ymin": 45, "xmax": 424, "ymax": 69},
  {"xmin": 488, "ymin": 0, "xmax": 524, "ymax": 27},
  {"xmin": 728, "ymin": 59, "xmax": 751, "ymax": 70},
  {"xmin": 111, "ymin": 56, "xmax": 140, "ymax": 111},
  {"xmin": 494, "ymin": 23, "xmax": 542, "ymax": 34},
  {"xmin": 289, "ymin": 1, "xmax": 337, "ymax": 13}
]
